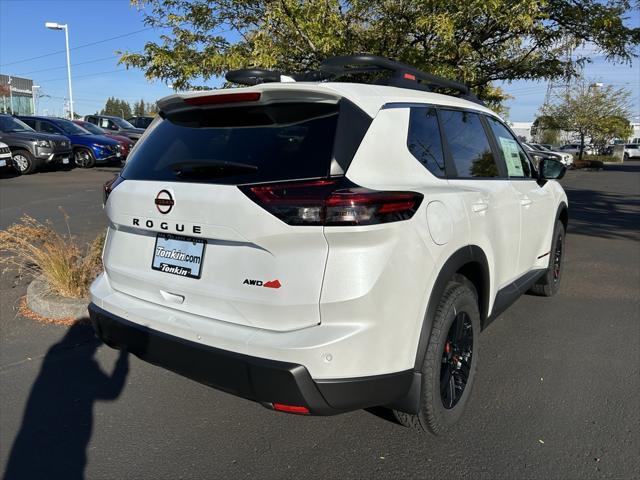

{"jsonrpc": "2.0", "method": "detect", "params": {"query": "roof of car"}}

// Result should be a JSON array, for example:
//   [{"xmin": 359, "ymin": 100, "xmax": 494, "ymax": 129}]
[{"xmin": 163, "ymin": 82, "xmax": 499, "ymax": 119}]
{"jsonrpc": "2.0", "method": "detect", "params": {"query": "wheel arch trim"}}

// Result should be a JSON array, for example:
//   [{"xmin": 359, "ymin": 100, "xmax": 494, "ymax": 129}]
[{"xmin": 413, "ymin": 245, "xmax": 489, "ymax": 371}]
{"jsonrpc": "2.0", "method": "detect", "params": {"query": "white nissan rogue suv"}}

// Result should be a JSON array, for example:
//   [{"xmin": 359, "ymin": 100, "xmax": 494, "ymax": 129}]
[{"xmin": 90, "ymin": 56, "xmax": 568, "ymax": 434}]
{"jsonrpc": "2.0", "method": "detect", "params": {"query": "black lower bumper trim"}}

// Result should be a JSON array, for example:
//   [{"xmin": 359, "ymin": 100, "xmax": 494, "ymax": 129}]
[{"xmin": 89, "ymin": 303, "xmax": 413, "ymax": 415}]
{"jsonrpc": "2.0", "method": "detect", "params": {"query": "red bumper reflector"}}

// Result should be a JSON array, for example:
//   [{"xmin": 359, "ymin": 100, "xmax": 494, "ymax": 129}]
[
  {"xmin": 184, "ymin": 92, "xmax": 261, "ymax": 106},
  {"xmin": 272, "ymin": 403, "xmax": 310, "ymax": 414}
]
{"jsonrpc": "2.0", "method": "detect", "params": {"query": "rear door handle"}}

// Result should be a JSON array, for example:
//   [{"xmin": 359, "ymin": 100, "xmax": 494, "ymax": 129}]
[
  {"xmin": 471, "ymin": 201, "xmax": 488, "ymax": 213},
  {"xmin": 520, "ymin": 197, "xmax": 532, "ymax": 207}
]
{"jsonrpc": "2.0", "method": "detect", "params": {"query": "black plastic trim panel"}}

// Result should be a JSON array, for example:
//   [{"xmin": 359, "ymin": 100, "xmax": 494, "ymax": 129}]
[{"xmin": 89, "ymin": 303, "xmax": 413, "ymax": 415}]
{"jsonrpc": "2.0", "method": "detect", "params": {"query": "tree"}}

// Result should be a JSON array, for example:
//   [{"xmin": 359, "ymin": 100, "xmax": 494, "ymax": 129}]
[
  {"xmin": 531, "ymin": 115, "xmax": 561, "ymax": 145},
  {"xmin": 541, "ymin": 81, "xmax": 632, "ymax": 160},
  {"xmin": 100, "ymin": 97, "xmax": 132, "ymax": 118},
  {"xmin": 120, "ymin": 0, "xmax": 639, "ymax": 104},
  {"xmin": 133, "ymin": 98, "xmax": 145, "ymax": 117}
]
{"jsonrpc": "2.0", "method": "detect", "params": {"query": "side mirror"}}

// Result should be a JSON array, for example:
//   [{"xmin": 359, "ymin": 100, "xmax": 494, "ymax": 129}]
[{"xmin": 538, "ymin": 158, "xmax": 566, "ymax": 181}]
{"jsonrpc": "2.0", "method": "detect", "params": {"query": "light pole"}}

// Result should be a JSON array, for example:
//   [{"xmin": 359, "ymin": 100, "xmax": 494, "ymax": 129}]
[
  {"xmin": 31, "ymin": 85, "xmax": 40, "ymax": 115},
  {"xmin": 8, "ymin": 76, "xmax": 13, "ymax": 114},
  {"xmin": 45, "ymin": 22, "xmax": 74, "ymax": 119}
]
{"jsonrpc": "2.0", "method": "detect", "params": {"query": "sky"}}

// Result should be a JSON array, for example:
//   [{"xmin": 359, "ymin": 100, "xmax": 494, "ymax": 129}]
[{"xmin": 1, "ymin": 0, "xmax": 638, "ymax": 121}]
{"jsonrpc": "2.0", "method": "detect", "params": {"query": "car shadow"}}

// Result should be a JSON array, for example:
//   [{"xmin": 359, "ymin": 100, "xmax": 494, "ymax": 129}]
[
  {"xmin": 563, "ymin": 187, "xmax": 640, "ymax": 241},
  {"xmin": 3, "ymin": 322, "xmax": 129, "ymax": 480}
]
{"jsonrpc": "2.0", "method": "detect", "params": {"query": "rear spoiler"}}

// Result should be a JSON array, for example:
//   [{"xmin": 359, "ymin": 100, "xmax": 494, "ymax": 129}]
[{"xmin": 157, "ymin": 85, "xmax": 342, "ymax": 117}]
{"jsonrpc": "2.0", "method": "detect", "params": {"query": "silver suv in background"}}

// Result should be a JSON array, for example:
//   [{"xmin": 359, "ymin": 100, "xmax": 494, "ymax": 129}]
[
  {"xmin": 0, "ymin": 114, "xmax": 72, "ymax": 174},
  {"xmin": 84, "ymin": 115, "xmax": 145, "ymax": 143}
]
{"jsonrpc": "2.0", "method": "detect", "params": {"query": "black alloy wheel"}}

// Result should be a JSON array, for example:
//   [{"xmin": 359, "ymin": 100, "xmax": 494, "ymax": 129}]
[{"xmin": 440, "ymin": 311, "xmax": 473, "ymax": 409}]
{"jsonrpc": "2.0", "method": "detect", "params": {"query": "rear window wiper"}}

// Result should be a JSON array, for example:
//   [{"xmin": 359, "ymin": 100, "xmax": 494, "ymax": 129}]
[{"xmin": 169, "ymin": 161, "xmax": 258, "ymax": 178}]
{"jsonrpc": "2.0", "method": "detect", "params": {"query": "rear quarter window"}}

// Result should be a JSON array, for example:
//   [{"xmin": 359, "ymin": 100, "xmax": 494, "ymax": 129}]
[{"xmin": 407, "ymin": 107, "xmax": 446, "ymax": 177}]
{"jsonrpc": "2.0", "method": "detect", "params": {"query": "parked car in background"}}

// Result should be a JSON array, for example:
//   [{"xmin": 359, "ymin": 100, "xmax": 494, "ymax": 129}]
[
  {"xmin": 84, "ymin": 115, "xmax": 145, "ymax": 143},
  {"xmin": 0, "ymin": 114, "xmax": 72, "ymax": 174},
  {"xmin": 529, "ymin": 143, "xmax": 573, "ymax": 167},
  {"xmin": 73, "ymin": 120, "xmax": 134, "ymax": 161},
  {"xmin": 624, "ymin": 144, "xmax": 640, "ymax": 161},
  {"xmin": 0, "ymin": 141, "xmax": 15, "ymax": 173},
  {"xmin": 19, "ymin": 116, "xmax": 122, "ymax": 168},
  {"xmin": 127, "ymin": 116, "xmax": 154, "ymax": 129},
  {"xmin": 559, "ymin": 144, "xmax": 595, "ymax": 156},
  {"xmin": 522, "ymin": 143, "xmax": 560, "ymax": 168}
]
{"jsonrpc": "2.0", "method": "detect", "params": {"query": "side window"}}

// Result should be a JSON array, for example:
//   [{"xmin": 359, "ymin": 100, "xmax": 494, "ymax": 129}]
[
  {"xmin": 439, "ymin": 109, "xmax": 500, "ymax": 178},
  {"xmin": 99, "ymin": 118, "xmax": 109, "ymax": 129},
  {"xmin": 39, "ymin": 121, "xmax": 60, "ymax": 134},
  {"xmin": 407, "ymin": 107, "xmax": 445, "ymax": 177},
  {"xmin": 21, "ymin": 118, "xmax": 36, "ymax": 129},
  {"xmin": 107, "ymin": 120, "xmax": 118, "ymax": 130},
  {"xmin": 485, "ymin": 117, "xmax": 532, "ymax": 178}
]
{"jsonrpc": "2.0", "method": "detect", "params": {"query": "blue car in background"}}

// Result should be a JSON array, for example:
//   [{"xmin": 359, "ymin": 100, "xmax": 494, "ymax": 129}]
[{"xmin": 18, "ymin": 116, "xmax": 122, "ymax": 168}]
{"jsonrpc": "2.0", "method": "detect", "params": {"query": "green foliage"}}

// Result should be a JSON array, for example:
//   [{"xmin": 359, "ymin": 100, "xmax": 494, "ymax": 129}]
[
  {"xmin": 541, "ymin": 80, "xmax": 632, "ymax": 159},
  {"xmin": 531, "ymin": 115, "xmax": 561, "ymax": 145},
  {"xmin": 120, "ymin": 0, "xmax": 639, "ymax": 104},
  {"xmin": 100, "ymin": 97, "xmax": 133, "ymax": 118}
]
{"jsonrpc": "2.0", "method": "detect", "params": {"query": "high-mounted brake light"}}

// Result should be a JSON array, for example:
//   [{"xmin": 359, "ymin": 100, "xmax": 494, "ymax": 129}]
[
  {"xmin": 239, "ymin": 179, "xmax": 423, "ymax": 226},
  {"xmin": 184, "ymin": 92, "xmax": 261, "ymax": 106},
  {"xmin": 272, "ymin": 403, "xmax": 310, "ymax": 414},
  {"xmin": 403, "ymin": 73, "xmax": 417, "ymax": 81},
  {"xmin": 103, "ymin": 175, "xmax": 125, "ymax": 205}
]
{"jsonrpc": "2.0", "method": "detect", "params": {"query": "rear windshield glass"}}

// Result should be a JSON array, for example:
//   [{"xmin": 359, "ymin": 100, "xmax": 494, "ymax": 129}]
[{"xmin": 121, "ymin": 102, "xmax": 339, "ymax": 185}]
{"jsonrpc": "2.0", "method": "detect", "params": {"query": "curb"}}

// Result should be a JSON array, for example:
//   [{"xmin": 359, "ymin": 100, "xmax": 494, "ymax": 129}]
[{"xmin": 26, "ymin": 276, "xmax": 89, "ymax": 321}]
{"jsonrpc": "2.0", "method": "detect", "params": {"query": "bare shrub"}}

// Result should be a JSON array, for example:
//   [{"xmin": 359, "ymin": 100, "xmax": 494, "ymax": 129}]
[{"xmin": 0, "ymin": 211, "xmax": 104, "ymax": 298}]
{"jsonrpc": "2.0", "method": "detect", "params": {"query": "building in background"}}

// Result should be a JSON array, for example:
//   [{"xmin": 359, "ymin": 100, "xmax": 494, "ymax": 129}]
[{"xmin": 0, "ymin": 74, "xmax": 34, "ymax": 115}]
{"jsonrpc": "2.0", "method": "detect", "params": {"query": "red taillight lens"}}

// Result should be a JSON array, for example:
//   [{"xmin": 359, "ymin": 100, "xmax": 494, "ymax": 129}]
[
  {"xmin": 184, "ymin": 92, "xmax": 261, "ymax": 106},
  {"xmin": 103, "ymin": 175, "xmax": 125, "ymax": 205},
  {"xmin": 239, "ymin": 179, "xmax": 423, "ymax": 226},
  {"xmin": 272, "ymin": 403, "xmax": 310, "ymax": 414}
]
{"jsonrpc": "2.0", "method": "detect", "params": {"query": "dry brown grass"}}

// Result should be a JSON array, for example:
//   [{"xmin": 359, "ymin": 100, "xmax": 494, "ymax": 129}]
[{"xmin": 0, "ymin": 210, "xmax": 104, "ymax": 299}]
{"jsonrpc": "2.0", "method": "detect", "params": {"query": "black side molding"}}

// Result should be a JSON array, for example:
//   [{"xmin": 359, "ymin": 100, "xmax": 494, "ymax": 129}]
[{"xmin": 485, "ymin": 269, "xmax": 546, "ymax": 326}]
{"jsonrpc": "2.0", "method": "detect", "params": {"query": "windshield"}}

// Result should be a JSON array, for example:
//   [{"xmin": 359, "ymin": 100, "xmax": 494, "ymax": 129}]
[
  {"xmin": 0, "ymin": 116, "xmax": 35, "ymax": 133},
  {"xmin": 111, "ymin": 117, "xmax": 135, "ymax": 129},
  {"xmin": 78, "ymin": 122, "xmax": 105, "ymax": 135},
  {"xmin": 55, "ymin": 119, "xmax": 90, "ymax": 135}
]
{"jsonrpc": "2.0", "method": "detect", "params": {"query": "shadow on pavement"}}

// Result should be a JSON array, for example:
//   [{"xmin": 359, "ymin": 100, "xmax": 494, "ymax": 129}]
[
  {"xmin": 3, "ymin": 322, "xmax": 129, "ymax": 480},
  {"xmin": 564, "ymin": 187, "xmax": 640, "ymax": 241}
]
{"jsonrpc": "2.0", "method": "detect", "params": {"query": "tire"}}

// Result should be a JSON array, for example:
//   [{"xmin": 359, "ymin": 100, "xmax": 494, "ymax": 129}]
[
  {"xmin": 12, "ymin": 149, "xmax": 37, "ymax": 175},
  {"xmin": 394, "ymin": 275, "xmax": 480, "ymax": 434},
  {"xmin": 623, "ymin": 153, "xmax": 629, "ymax": 162},
  {"xmin": 74, "ymin": 148, "xmax": 96, "ymax": 168},
  {"xmin": 529, "ymin": 220, "xmax": 565, "ymax": 297}
]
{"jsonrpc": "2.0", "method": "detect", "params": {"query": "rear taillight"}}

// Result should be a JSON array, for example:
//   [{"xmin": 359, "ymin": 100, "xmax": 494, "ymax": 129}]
[
  {"xmin": 239, "ymin": 179, "xmax": 423, "ymax": 226},
  {"xmin": 103, "ymin": 175, "xmax": 125, "ymax": 205}
]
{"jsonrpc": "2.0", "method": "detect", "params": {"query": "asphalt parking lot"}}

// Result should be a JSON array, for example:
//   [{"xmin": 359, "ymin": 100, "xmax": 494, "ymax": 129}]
[{"xmin": 0, "ymin": 163, "xmax": 638, "ymax": 479}]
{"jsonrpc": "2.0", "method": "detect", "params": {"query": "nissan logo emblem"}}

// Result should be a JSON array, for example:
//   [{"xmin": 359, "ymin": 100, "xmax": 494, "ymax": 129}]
[{"xmin": 155, "ymin": 190, "xmax": 174, "ymax": 214}]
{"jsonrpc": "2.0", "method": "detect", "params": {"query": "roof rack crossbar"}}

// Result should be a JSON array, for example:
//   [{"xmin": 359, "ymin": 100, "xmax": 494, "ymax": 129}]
[
  {"xmin": 320, "ymin": 55, "xmax": 470, "ymax": 95},
  {"xmin": 225, "ymin": 55, "xmax": 483, "ymax": 105}
]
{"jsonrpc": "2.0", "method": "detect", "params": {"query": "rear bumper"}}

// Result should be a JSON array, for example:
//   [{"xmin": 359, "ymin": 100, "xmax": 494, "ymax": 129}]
[{"xmin": 89, "ymin": 302, "xmax": 414, "ymax": 415}]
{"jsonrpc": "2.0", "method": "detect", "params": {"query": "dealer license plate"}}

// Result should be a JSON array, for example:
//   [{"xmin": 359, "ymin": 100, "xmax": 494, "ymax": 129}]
[
  {"xmin": 152, "ymin": 233, "xmax": 206, "ymax": 279},
  {"xmin": 0, "ymin": 159, "xmax": 6, "ymax": 167},
  {"xmin": 62, "ymin": 157, "xmax": 69, "ymax": 164}
]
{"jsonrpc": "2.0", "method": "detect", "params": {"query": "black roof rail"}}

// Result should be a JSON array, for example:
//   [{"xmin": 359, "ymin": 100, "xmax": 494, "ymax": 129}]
[{"xmin": 225, "ymin": 55, "xmax": 483, "ymax": 105}]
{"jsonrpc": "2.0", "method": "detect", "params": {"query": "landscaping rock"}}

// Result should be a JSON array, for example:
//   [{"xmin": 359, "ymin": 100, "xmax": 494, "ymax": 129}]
[{"xmin": 26, "ymin": 276, "xmax": 89, "ymax": 320}]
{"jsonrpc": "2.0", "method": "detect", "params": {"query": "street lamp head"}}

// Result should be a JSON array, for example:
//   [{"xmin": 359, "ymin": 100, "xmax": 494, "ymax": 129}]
[{"xmin": 45, "ymin": 22, "xmax": 65, "ymax": 30}]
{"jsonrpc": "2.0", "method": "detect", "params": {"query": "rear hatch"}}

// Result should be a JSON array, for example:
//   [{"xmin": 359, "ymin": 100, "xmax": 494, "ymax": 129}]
[{"xmin": 104, "ymin": 86, "xmax": 371, "ymax": 331}]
